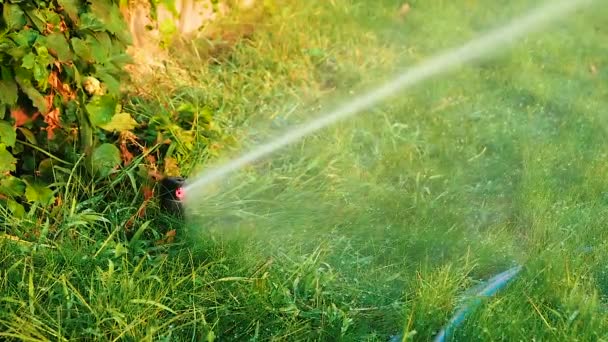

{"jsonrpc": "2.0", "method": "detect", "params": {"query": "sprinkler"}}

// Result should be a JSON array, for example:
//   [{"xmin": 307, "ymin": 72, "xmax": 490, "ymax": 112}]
[{"xmin": 159, "ymin": 176, "xmax": 186, "ymax": 217}]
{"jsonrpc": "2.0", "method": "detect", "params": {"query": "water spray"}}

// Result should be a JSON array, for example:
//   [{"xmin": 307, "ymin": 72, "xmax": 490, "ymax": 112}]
[
  {"xmin": 174, "ymin": 0, "xmax": 593, "ymax": 339},
  {"xmin": 182, "ymin": 0, "xmax": 595, "ymax": 199}
]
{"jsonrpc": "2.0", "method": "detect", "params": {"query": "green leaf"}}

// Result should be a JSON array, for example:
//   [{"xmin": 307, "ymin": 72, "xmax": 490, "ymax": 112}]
[
  {"xmin": 15, "ymin": 68, "xmax": 48, "ymax": 114},
  {"xmin": 6, "ymin": 46, "xmax": 27, "ymax": 59},
  {"xmin": 0, "ymin": 175, "xmax": 25, "ymax": 197},
  {"xmin": 7, "ymin": 199, "xmax": 25, "ymax": 218},
  {"xmin": 206, "ymin": 330, "xmax": 216, "ymax": 342},
  {"xmin": 305, "ymin": 48, "xmax": 326, "ymax": 58},
  {"xmin": 79, "ymin": 13, "xmax": 105, "ymax": 32},
  {"xmin": 24, "ymin": 8, "xmax": 46, "ymax": 32},
  {"xmin": 109, "ymin": 53, "xmax": 133, "ymax": 67},
  {"xmin": 3, "ymin": 4, "xmax": 26, "ymax": 31},
  {"xmin": 85, "ymin": 35, "xmax": 107, "ymax": 63},
  {"xmin": 99, "ymin": 112, "xmax": 138, "ymax": 133},
  {"xmin": 17, "ymin": 127, "xmax": 37, "ymax": 145},
  {"xmin": 11, "ymin": 142, "xmax": 23, "ymax": 154},
  {"xmin": 21, "ymin": 155, "xmax": 35, "ymax": 173},
  {"xmin": 21, "ymin": 52, "xmax": 36, "ymax": 69},
  {"xmin": 42, "ymin": 8, "xmax": 62, "ymax": 26},
  {"xmin": 159, "ymin": 18, "xmax": 177, "ymax": 46},
  {"xmin": 91, "ymin": 143, "xmax": 121, "ymax": 178},
  {"xmin": 33, "ymin": 63, "xmax": 50, "ymax": 88},
  {"xmin": 35, "ymin": 45, "xmax": 53, "ymax": 66},
  {"xmin": 46, "ymin": 33, "xmax": 73, "ymax": 62},
  {"xmin": 0, "ymin": 39, "xmax": 17, "ymax": 54},
  {"xmin": 86, "ymin": 95, "xmax": 117, "ymax": 127},
  {"xmin": 71, "ymin": 37, "xmax": 92, "ymax": 61},
  {"xmin": 38, "ymin": 158, "xmax": 55, "ymax": 181},
  {"xmin": 97, "ymin": 72, "xmax": 120, "ymax": 95},
  {"xmin": 8, "ymin": 30, "xmax": 39, "ymax": 47},
  {"xmin": 57, "ymin": 0, "xmax": 80, "ymax": 23},
  {"xmin": 90, "ymin": 1, "xmax": 131, "ymax": 44},
  {"xmin": 6, "ymin": 30, "xmax": 38, "ymax": 59},
  {"xmin": 0, "ymin": 144, "xmax": 17, "ymax": 173},
  {"xmin": 93, "ymin": 32, "xmax": 113, "ymax": 52},
  {"xmin": 0, "ymin": 68, "xmax": 18, "ymax": 105},
  {"xmin": 24, "ymin": 180, "xmax": 55, "ymax": 205},
  {"xmin": 0, "ymin": 121, "xmax": 16, "ymax": 147}
]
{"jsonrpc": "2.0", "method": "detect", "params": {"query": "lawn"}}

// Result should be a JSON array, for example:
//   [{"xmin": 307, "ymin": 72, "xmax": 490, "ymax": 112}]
[{"xmin": 2, "ymin": 0, "xmax": 608, "ymax": 340}]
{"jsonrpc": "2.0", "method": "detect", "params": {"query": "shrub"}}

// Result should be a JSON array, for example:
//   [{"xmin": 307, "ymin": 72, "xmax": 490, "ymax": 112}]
[{"xmin": 0, "ymin": 0, "xmax": 133, "ymax": 216}]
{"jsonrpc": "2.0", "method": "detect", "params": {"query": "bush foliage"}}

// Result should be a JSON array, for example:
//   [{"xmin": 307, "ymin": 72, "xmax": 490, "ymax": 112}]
[
  {"xmin": 0, "ymin": 0, "xmax": 236, "ymax": 224},
  {"xmin": 0, "ymin": 0, "xmax": 137, "ymax": 216}
]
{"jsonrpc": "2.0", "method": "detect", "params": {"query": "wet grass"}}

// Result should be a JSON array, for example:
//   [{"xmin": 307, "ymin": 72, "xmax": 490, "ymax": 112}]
[{"xmin": 2, "ymin": 0, "xmax": 608, "ymax": 340}]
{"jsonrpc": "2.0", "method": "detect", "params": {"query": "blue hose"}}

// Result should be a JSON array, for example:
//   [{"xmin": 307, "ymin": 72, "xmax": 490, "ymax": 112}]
[{"xmin": 390, "ymin": 265, "xmax": 522, "ymax": 342}]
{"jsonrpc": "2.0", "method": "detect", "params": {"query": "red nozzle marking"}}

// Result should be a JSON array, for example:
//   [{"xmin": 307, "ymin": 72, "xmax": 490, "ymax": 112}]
[{"xmin": 175, "ymin": 187, "xmax": 185, "ymax": 201}]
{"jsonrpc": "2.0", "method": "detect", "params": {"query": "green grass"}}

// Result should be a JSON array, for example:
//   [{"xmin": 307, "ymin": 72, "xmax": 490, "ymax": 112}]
[{"xmin": 2, "ymin": 0, "xmax": 608, "ymax": 340}]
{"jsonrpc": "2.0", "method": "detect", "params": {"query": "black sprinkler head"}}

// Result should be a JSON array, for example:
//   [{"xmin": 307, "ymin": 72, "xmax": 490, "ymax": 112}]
[{"xmin": 159, "ymin": 176, "xmax": 186, "ymax": 217}]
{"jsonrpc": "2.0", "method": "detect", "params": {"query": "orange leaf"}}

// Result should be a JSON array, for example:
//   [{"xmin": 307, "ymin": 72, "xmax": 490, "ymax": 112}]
[
  {"xmin": 48, "ymin": 72, "xmax": 75, "ymax": 101},
  {"xmin": 120, "ymin": 143, "xmax": 134, "ymax": 165},
  {"xmin": 44, "ymin": 94, "xmax": 54, "ymax": 112},
  {"xmin": 148, "ymin": 170, "xmax": 163, "ymax": 181},
  {"xmin": 48, "ymin": 72, "xmax": 60, "ymax": 89},
  {"xmin": 146, "ymin": 154, "xmax": 157, "ymax": 166},
  {"xmin": 136, "ymin": 202, "xmax": 147, "ymax": 218},
  {"xmin": 157, "ymin": 229, "xmax": 177, "ymax": 244},
  {"xmin": 44, "ymin": 108, "xmax": 61, "ymax": 140},
  {"xmin": 125, "ymin": 217, "xmax": 134, "ymax": 230},
  {"xmin": 142, "ymin": 185, "xmax": 154, "ymax": 201},
  {"xmin": 11, "ymin": 108, "xmax": 30, "ymax": 127}
]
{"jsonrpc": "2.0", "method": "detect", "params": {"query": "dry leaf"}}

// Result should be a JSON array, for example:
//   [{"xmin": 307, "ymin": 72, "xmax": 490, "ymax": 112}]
[
  {"xmin": 48, "ymin": 72, "xmax": 76, "ymax": 101},
  {"xmin": 119, "ymin": 143, "xmax": 134, "ymax": 165},
  {"xmin": 148, "ymin": 170, "xmax": 163, "ymax": 181},
  {"xmin": 590, "ymin": 64, "xmax": 598, "ymax": 75},
  {"xmin": 48, "ymin": 72, "xmax": 60, "ymax": 89},
  {"xmin": 398, "ymin": 3, "xmax": 411, "ymax": 19},
  {"xmin": 11, "ymin": 108, "xmax": 31, "ymax": 127},
  {"xmin": 146, "ymin": 154, "xmax": 157, "ymax": 167},
  {"xmin": 142, "ymin": 185, "xmax": 154, "ymax": 201},
  {"xmin": 43, "ymin": 94, "xmax": 54, "ymax": 113},
  {"xmin": 120, "ymin": 130, "xmax": 142, "ymax": 147},
  {"xmin": 136, "ymin": 202, "xmax": 147, "ymax": 218},
  {"xmin": 83, "ymin": 77, "xmax": 103, "ymax": 95},
  {"xmin": 157, "ymin": 229, "xmax": 177, "ymax": 244},
  {"xmin": 44, "ymin": 108, "xmax": 61, "ymax": 140},
  {"xmin": 163, "ymin": 157, "xmax": 180, "ymax": 177}
]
